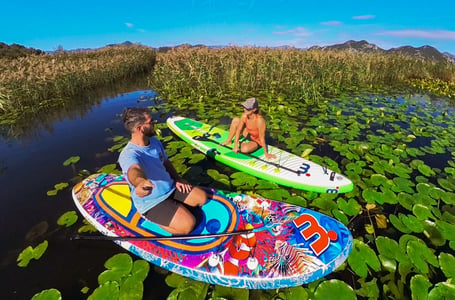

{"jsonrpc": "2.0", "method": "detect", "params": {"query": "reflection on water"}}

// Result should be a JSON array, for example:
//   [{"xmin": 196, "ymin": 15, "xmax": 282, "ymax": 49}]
[
  {"xmin": 0, "ymin": 77, "xmax": 151, "ymax": 140},
  {"xmin": 0, "ymin": 84, "xmax": 174, "ymax": 299}
]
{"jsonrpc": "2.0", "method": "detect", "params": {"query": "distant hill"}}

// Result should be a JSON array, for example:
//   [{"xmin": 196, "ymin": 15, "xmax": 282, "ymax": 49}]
[
  {"xmin": 309, "ymin": 40, "xmax": 385, "ymax": 54},
  {"xmin": 2, "ymin": 40, "xmax": 454, "ymax": 63},
  {"xmin": 309, "ymin": 40, "xmax": 454, "ymax": 63},
  {"xmin": 0, "ymin": 42, "xmax": 44, "ymax": 59}
]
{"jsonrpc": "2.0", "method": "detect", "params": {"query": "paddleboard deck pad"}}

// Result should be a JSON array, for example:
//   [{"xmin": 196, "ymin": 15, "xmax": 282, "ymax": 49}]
[
  {"xmin": 72, "ymin": 173, "xmax": 352, "ymax": 289},
  {"xmin": 166, "ymin": 116, "xmax": 353, "ymax": 193}
]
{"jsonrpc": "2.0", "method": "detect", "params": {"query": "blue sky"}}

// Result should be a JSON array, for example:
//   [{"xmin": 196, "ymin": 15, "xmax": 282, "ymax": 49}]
[{"xmin": 2, "ymin": 0, "xmax": 455, "ymax": 54}]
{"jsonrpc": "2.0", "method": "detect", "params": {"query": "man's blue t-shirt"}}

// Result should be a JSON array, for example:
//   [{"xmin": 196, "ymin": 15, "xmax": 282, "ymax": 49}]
[{"xmin": 118, "ymin": 137, "xmax": 175, "ymax": 213}]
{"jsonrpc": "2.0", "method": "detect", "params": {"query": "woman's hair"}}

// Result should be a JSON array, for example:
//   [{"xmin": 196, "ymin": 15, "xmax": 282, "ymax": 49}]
[{"xmin": 121, "ymin": 107, "xmax": 151, "ymax": 132}]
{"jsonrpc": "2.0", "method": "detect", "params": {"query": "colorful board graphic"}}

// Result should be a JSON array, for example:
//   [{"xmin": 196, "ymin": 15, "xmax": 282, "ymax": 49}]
[
  {"xmin": 72, "ymin": 173, "xmax": 353, "ymax": 289},
  {"xmin": 166, "ymin": 116, "xmax": 353, "ymax": 193}
]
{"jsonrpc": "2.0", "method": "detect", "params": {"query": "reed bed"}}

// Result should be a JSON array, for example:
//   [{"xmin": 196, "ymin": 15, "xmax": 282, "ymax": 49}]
[
  {"xmin": 148, "ymin": 46, "xmax": 455, "ymax": 103},
  {"xmin": 0, "ymin": 45, "xmax": 156, "ymax": 113}
]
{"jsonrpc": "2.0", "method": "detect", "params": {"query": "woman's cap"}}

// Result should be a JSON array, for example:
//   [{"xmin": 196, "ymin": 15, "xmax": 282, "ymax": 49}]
[{"xmin": 241, "ymin": 97, "xmax": 259, "ymax": 110}]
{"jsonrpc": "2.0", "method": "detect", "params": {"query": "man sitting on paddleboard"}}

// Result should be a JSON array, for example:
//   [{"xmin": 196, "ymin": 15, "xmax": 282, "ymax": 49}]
[
  {"xmin": 118, "ymin": 108, "xmax": 207, "ymax": 235},
  {"xmin": 221, "ymin": 97, "xmax": 276, "ymax": 159}
]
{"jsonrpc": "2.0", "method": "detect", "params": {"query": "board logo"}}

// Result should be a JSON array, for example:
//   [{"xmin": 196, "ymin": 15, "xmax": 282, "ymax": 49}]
[{"xmin": 293, "ymin": 214, "xmax": 338, "ymax": 256}]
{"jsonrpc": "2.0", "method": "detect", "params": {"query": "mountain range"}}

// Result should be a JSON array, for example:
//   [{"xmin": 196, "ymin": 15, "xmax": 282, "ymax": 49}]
[
  {"xmin": 308, "ymin": 40, "xmax": 455, "ymax": 63},
  {"xmin": 1, "ymin": 40, "xmax": 454, "ymax": 63}
]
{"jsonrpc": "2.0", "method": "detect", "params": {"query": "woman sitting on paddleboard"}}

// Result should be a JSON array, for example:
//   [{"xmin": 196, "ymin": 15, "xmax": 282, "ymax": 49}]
[{"xmin": 222, "ymin": 98, "xmax": 276, "ymax": 160}]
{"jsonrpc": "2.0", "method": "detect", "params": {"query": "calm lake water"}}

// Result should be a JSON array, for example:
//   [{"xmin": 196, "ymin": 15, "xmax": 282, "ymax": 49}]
[{"xmin": 0, "ymin": 89, "xmax": 173, "ymax": 299}]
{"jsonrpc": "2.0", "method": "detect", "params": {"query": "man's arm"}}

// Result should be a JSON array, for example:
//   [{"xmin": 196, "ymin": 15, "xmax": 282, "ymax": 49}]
[{"xmin": 127, "ymin": 163, "xmax": 154, "ymax": 197}]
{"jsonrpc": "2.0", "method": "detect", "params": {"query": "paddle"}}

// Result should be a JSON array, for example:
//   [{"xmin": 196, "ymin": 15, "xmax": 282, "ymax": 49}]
[{"xmin": 71, "ymin": 227, "xmax": 262, "ymax": 241}]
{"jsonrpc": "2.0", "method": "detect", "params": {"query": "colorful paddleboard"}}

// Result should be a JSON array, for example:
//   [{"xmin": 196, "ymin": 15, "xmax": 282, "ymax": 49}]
[
  {"xmin": 72, "ymin": 173, "xmax": 352, "ymax": 289},
  {"xmin": 166, "ymin": 116, "xmax": 353, "ymax": 193}
]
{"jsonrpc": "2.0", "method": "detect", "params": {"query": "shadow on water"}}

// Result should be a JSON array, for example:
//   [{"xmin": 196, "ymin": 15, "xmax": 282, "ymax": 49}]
[{"xmin": 0, "ymin": 78, "xmax": 173, "ymax": 300}]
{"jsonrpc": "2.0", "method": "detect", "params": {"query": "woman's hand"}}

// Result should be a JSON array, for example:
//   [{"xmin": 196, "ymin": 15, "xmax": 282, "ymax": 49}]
[{"xmin": 265, "ymin": 153, "xmax": 276, "ymax": 159}]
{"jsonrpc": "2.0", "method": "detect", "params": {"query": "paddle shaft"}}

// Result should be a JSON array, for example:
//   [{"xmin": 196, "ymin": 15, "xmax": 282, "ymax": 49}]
[{"xmin": 71, "ymin": 228, "xmax": 258, "ymax": 241}]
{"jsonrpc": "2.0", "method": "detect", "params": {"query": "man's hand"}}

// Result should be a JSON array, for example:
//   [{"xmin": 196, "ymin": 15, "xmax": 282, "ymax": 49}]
[
  {"xmin": 176, "ymin": 180, "xmax": 192, "ymax": 193},
  {"xmin": 135, "ymin": 179, "xmax": 154, "ymax": 197}
]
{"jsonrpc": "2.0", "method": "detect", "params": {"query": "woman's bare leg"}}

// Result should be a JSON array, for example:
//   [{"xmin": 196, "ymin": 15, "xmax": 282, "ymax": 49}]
[{"xmin": 221, "ymin": 117, "xmax": 240, "ymax": 145}]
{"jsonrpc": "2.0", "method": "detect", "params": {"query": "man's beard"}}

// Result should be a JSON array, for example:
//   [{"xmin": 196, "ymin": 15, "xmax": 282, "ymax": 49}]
[{"xmin": 143, "ymin": 127, "xmax": 156, "ymax": 137}]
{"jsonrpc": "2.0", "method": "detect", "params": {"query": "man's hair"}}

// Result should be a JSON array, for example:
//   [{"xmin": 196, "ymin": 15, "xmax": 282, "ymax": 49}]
[{"xmin": 122, "ymin": 107, "xmax": 151, "ymax": 132}]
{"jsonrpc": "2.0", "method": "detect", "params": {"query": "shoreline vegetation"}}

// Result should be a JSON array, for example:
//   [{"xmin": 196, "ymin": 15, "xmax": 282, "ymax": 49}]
[
  {"xmin": 0, "ymin": 43, "xmax": 454, "ymax": 121},
  {"xmin": 0, "ymin": 45, "xmax": 156, "ymax": 117}
]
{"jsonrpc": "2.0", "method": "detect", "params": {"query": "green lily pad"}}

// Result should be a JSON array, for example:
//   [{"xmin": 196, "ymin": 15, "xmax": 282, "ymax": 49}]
[
  {"xmin": 348, "ymin": 239, "xmax": 381, "ymax": 278},
  {"xmin": 57, "ymin": 211, "xmax": 78, "ymax": 227},
  {"xmin": 259, "ymin": 188, "xmax": 290, "ymax": 201},
  {"xmin": 98, "ymin": 253, "xmax": 133, "ymax": 285},
  {"xmin": 31, "ymin": 288, "xmax": 62, "ymax": 300},
  {"xmin": 119, "ymin": 276, "xmax": 143, "ymax": 300},
  {"xmin": 17, "ymin": 240, "xmax": 48, "ymax": 267},
  {"xmin": 438, "ymin": 178, "xmax": 455, "ymax": 191},
  {"xmin": 230, "ymin": 172, "xmax": 257, "ymax": 187},
  {"xmin": 428, "ymin": 282, "xmax": 455, "ymax": 300},
  {"xmin": 355, "ymin": 278, "xmax": 379, "ymax": 299},
  {"xmin": 417, "ymin": 163, "xmax": 436, "ymax": 176},
  {"xmin": 410, "ymin": 274, "xmax": 432, "ymax": 300},
  {"xmin": 376, "ymin": 236, "xmax": 408, "ymax": 263},
  {"xmin": 313, "ymin": 279, "xmax": 356, "ymax": 300},
  {"xmin": 337, "ymin": 198, "xmax": 361, "ymax": 216},
  {"xmin": 130, "ymin": 260, "xmax": 150, "ymax": 282},
  {"xmin": 389, "ymin": 214, "xmax": 412, "ymax": 233},
  {"xmin": 78, "ymin": 219, "xmax": 97, "ymax": 233},
  {"xmin": 88, "ymin": 281, "xmax": 119, "ymax": 300},
  {"xmin": 400, "ymin": 214, "xmax": 424, "ymax": 233},
  {"xmin": 412, "ymin": 204, "xmax": 433, "ymax": 221},
  {"xmin": 369, "ymin": 174, "xmax": 388, "ymax": 186},
  {"xmin": 46, "ymin": 182, "xmax": 69, "ymax": 196},
  {"xmin": 362, "ymin": 189, "xmax": 383, "ymax": 204},
  {"xmin": 211, "ymin": 285, "xmax": 250, "ymax": 300},
  {"xmin": 439, "ymin": 252, "xmax": 455, "ymax": 279},
  {"xmin": 97, "ymin": 164, "xmax": 119, "ymax": 174},
  {"xmin": 392, "ymin": 177, "xmax": 415, "ymax": 193},
  {"xmin": 406, "ymin": 239, "xmax": 439, "ymax": 274},
  {"xmin": 206, "ymin": 169, "xmax": 230, "ymax": 186},
  {"xmin": 423, "ymin": 220, "xmax": 446, "ymax": 246},
  {"xmin": 63, "ymin": 156, "xmax": 80, "ymax": 166}
]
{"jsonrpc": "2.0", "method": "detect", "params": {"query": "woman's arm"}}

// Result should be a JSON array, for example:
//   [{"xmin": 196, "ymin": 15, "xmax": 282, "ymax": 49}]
[
  {"xmin": 233, "ymin": 114, "xmax": 246, "ymax": 153},
  {"xmin": 257, "ymin": 117, "xmax": 276, "ymax": 159}
]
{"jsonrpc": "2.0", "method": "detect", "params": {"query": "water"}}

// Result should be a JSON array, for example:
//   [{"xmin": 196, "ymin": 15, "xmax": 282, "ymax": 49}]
[{"xmin": 0, "ymin": 89, "xmax": 172, "ymax": 299}]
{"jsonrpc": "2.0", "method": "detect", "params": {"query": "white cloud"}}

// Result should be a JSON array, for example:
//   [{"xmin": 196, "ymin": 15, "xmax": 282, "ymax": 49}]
[
  {"xmin": 273, "ymin": 27, "xmax": 312, "ymax": 37},
  {"xmin": 376, "ymin": 29, "xmax": 455, "ymax": 40},
  {"xmin": 352, "ymin": 15, "xmax": 375, "ymax": 20},
  {"xmin": 125, "ymin": 23, "xmax": 134, "ymax": 28},
  {"xmin": 321, "ymin": 21, "xmax": 342, "ymax": 26}
]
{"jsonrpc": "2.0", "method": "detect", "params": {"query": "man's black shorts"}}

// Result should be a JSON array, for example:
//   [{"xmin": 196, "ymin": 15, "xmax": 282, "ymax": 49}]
[{"xmin": 143, "ymin": 188, "xmax": 191, "ymax": 226}]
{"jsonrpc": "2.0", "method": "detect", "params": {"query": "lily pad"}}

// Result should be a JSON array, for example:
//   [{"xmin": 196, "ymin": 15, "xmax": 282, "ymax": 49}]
[
  {"xmin": 410, "ymin": 274, "xmax": 432, "ymax": 300},
  {"xmin": 57, "ymin": 211, "xmax": 78, "ymax": 227},
  {"xmin": 31, "ymin": 288, "xmax": 62, "ymax": 300},
  {"xmin": 17, "ymin": 240, "xmax": 48, "ymax": 267},
  {"xmin": 347, "ymin": 239, "xmax": 381, "ymax": 278},
  {"xmin": 406, "ymin": 239, "xmax": 439, "ymax": 274},
  {"xmin": 313, "ymin": 279, "xmax": 356, "ymax": 300},
  {"xmin": 438, "ymin": 252, "xmax": 455, "ymax": 279},
  {"xmin": 88, "ymin": 281, "xmax": 119, "ymax": 300},
  {"xmin": 63, "ymin": 156, "xmax": 80, "ymax": 166}
]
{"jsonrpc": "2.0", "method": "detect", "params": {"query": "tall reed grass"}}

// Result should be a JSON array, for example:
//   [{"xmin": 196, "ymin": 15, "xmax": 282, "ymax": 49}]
[
  {"xmin": 148, "ymin": 46, "xmax": 455, "ymax": 103},
  {"xmin": 0, "ymin": 45, "xmax": 156, "ymax": 114}
]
